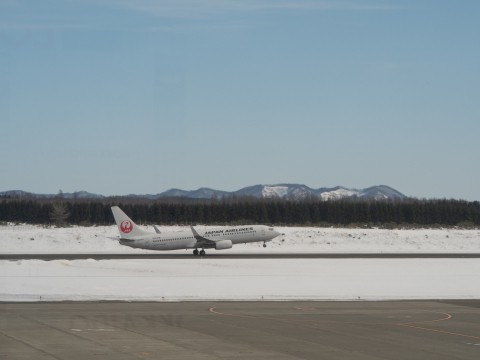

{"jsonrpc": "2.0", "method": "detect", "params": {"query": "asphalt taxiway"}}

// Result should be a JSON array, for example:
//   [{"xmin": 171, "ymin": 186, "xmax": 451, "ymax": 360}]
[
  {"xmin": 1, "ymin": 301, "xmax": 480, "ymax": 359},
  {"xmin": 2, "ymin": 253, "xmax": 480, "ymax": 260}
]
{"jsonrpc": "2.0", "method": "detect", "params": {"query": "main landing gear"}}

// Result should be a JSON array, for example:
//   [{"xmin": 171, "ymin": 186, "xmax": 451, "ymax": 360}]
[
  {"xmin": 193, "ymin": 249, "xmax": 205, "ymax": 256},
  {"xmin": 263, "ymin": 242, "xmax": 267, "ymax": 248}
]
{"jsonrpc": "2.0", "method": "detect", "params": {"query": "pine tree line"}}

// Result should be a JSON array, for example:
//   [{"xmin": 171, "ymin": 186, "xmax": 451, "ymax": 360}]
[{"xmin": 0, "ymin": 198, "xmax": 479, "ymax": 227}]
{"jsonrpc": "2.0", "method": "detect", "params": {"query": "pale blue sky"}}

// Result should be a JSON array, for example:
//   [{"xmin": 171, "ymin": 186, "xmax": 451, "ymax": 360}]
[{"xmin": 1, "ymin": 0, "xmax": 479, "ymax": 200}]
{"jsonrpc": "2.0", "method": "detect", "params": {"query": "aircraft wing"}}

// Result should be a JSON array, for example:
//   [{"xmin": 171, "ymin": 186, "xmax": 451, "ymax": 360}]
[
  {"xmin": 105, "ymin": 235, "xmax": 134, "ymax": 243},
  {"xmin": 190, "ymin": 226, "xmax": 217, "ymax": 247}
]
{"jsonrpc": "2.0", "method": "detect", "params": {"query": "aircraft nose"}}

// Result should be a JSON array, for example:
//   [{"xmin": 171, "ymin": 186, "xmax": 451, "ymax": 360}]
[{"xmin": 267, "ymin": 227, "xmax": 281, "ymax": 238}]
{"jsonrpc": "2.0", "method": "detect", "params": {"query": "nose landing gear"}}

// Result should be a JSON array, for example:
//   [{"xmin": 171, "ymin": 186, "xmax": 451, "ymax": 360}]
[{"xmin": 263, "ymin": 242, "xmax": 267, "ymax": 248}]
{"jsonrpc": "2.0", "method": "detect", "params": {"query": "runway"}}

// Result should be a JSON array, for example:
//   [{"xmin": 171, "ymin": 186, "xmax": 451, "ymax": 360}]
[
  {"xmin": 2, "ymin": 252, "xmax": 480, "ymax": 260},
  {"xmin": 1, "ymin": 301, "xmax": 479, "ymax": 360}
]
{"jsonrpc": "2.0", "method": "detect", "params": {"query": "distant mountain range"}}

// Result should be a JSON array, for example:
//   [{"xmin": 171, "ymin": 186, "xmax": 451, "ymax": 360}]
[
  {"xmin": 0, "ymin": 184, "xmax": 407, "ymax": 201},
  {"xmin": 0, "ymin": 190, "xmax": 104, "ymax": 200}
]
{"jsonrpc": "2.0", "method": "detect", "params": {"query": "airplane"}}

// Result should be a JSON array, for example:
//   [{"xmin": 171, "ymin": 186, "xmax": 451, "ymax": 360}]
[{"xmin": 111, "ymin": 206, "xmax": 281, "ymax": 256}]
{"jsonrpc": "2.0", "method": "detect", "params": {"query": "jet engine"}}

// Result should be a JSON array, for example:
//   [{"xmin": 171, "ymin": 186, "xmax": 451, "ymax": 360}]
[{"xmin": 215, "ymin": 240, "xmax": 233, "ymax": 250}]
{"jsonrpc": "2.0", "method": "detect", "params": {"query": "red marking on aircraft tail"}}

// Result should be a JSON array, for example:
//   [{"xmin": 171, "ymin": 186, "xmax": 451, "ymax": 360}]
[{"xmin": 120, "ymin": 220, "xmax": 133, "ymax": 233}]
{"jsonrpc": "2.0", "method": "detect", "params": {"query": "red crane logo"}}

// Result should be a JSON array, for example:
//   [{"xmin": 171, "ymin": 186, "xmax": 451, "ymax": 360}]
[{"xmin": 120, "ymin": 220, "xmax": 133, "ymax": 233}]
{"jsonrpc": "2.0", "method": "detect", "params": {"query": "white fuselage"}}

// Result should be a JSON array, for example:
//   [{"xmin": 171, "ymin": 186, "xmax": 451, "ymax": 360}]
[{"xmin": 120, "ymin": 225, "xmax": 278, "ymax": 251}]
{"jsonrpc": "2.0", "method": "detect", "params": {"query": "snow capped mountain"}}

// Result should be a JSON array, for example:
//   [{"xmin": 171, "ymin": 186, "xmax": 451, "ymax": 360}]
[
  {"xmin": 155, "ymin": 184, "xmax": 407, "ymax": 201},
  {"xmin": 159, "ymin": 187, "xmax": 229, "ymax": 199},
  {"xmin": 316, "ymin": 185, "xmax": 406, "ymax": 201},
  {"xmin": 232, "ymin": 184, "xmax": 406, "ymax": 201},
  {"xmin": 1, "ymin": 185, "xmax": 407, "ymax": 201},
  {"xmin": 319, "ymin": 187, "xmax": 358, "ymax": 201},
  {"xmin": 262, "ymin": 185, "xmax": 289, "ymax": 198},
  {"xmin": 235, "ymin": 184, "xmax": 317, "ymax": 200}
]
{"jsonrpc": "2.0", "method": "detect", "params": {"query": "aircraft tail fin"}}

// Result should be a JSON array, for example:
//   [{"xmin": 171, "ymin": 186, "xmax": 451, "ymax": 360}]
[{"xmin": 111, "ymin": 206, "xmax": 151, "ymax": 239}]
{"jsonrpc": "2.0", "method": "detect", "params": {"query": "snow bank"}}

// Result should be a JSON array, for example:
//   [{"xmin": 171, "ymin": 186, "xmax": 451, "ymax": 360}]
[{"xmin": 1, "ymin": 258, "xmax": 479, "ymax": 302}]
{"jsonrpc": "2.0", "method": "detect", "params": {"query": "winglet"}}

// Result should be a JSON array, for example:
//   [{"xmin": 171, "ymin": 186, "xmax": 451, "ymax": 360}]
[
  {"xmin": 190, "ymin": 226, "xmax": 214, "ymax": 247},
  {"xmin": 190, "ymin": 225, "xmax": 202, "ymax": 240}
]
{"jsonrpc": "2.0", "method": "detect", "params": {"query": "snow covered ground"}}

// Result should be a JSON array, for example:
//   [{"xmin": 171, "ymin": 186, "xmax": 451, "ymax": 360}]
[
  {"xmin": 1, "ymin": 224, "xmax": 479, "ymax": 254},
  {"xmin": 1, "ymin": 224, "xmax": 480, "ymax": 301}
]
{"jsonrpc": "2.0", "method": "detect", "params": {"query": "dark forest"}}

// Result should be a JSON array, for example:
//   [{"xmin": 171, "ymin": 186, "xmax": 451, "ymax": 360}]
[{"xmin": 1, "ymin": 197, "xmax": 479, "ymax": 227}]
